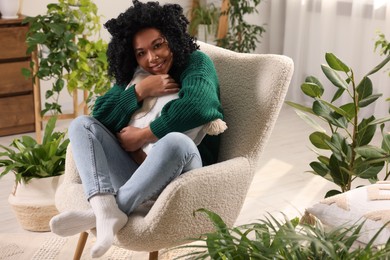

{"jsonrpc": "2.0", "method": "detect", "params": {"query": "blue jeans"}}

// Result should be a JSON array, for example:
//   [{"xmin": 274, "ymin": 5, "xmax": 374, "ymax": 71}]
[{"xmin": 68, "ymin": 116, "xmax": 202, "ymax": 215}]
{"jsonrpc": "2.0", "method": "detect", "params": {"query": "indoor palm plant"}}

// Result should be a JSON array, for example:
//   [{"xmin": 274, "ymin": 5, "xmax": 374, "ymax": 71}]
[
  {"xmin": 0, "ymin": 117, "xmax": 69, "ymax": 231},
  {"xmin": 22, "ymin": 0, "xmax": 111, "ymax": 116}
]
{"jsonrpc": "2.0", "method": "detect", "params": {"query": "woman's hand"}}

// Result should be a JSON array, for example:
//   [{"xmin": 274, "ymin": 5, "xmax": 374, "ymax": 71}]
[
  {"xmin": 129, "ymin": 149, "xmax": 147, "ymax": 165},
  {"xmin": 135, "ymin": 74, "xmax": 179, "ymax": 101},
  {"xmin": 116, "ymin": 126, "xmax": 158, "ymax": 152}
]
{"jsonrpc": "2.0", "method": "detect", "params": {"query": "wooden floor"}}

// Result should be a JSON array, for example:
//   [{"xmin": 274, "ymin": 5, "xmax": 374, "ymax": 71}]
[{"xmin": 0, "ymin": 105, "xmax": 339, "ymax": 236}]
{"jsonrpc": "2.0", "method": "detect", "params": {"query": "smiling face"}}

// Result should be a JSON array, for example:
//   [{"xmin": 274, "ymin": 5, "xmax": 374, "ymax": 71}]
[{"xmin": 133, "ymin": 28, "xmax": 174, "ymax": 75}]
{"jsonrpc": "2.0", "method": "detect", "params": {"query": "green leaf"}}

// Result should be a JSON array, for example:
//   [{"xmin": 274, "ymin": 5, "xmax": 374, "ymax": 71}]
[
  {"xmin": 305, "ymin": 76, "xmax": 324, "ymax": 89},
  {"xmin": 321, "ymin": 65, "xmax": 349, "ymax": 89},
  {"xmin": 328, "ymin": 155, "xmax": 350, "ymax": 187},
  {"xmin": 339, "ymin": 103, "xmax": 355, "ymax": 120},
  {"xmin": 368, "ymin": 116, "xmax": 390, "ymax": 125},
  {"xmin": 42, "ymin": 117, "xmax": 57, "ymax": 144},
  {"xmin": 318, "ymin": 155, "xmax": 330, "ymax": 166},
  {"xmin": 21, "ymin": 68, "xmax": 32, "ymax": 78},
  {"xmin": 310, "ymin": 161, "xmax": 329, "ymax": 177},
  {"xmin": 356, "ymin": 77, "xmax": 373, "ymax": 101},
  {"xmin": 381, "ymin": 132, "xmax": 390, "ymax": 153},
  {"xmin": 331, "ymin": 88, "xmax": 345, "ymax": 103},
  {"xmin": 355, "ymin": 145, "xmax": 387, "ymax": 159},
  {"xmin": 325, "ymin": 53, "xmax": 350, "ymax": 73},
  {"xmin": 26, "ymin": 33, "xmax": 47, "ymax": 45},
  {"xmin": 357, "ymin": 116, "xmax": 376, "ymax": 146},
  {"xmin": 53, "ymin": 78, "xmax": 65, "ymax": 92},
  {"xmin": 294, "ymin": 109, "xmax": 326, "ymax": 133},
  {"xmin": 285, "ymin": 101, "xmax": 314, "ymax": 115},
  {"xmin": 309, "ymin": 132, "xmax": 331, "ymax": 149},
  {"xmin": 325, "ymin": 189, "xmax": 342, "ymax": 198},
  {"xmin": 320, "ymin": 100, "xmax": 350, "ymax": 118},
  {"xmin": 313, "ymin": 100, "xmax": 348, "ymax": 128},
  {"xmin": 194, "ymin": 208, "xmax": 229, "ymax": 234},
  {"xmin": 365, "ymin": 55, "xmax": 390, "ymax": 77},
  {"xmin": 354, "ymin": 159, "xmax": 384, "ymax": 179},
  {"xmin": 358, "ymin": 94, "xmax": 382, "ymax": 108},
  {"xmin": 325, "ymin": 133, "xmax": 349, "ymax": 162},
  {"xmin": 301, "ymin": 82, "xmax": 324, "ymax": 98},
  {"xmin": 47, "ymin": 23, "xmax": 66, "ymax": 35}
]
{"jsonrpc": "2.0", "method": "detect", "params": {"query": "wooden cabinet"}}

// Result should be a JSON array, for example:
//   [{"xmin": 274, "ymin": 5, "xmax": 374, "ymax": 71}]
[{"xmin": 0, "ymin": 17, "xmax": 35, "ymax": 136}]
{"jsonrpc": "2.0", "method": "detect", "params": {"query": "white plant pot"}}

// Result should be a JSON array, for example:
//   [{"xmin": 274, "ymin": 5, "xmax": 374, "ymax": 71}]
[
  {"xmin": 197, "ymin": 24, "xmax": 216, "ymax": 45},
  {"xmin": 8, "ymin": 175, "xmax": 63, "ymax": 232},
  {"xmin": 0, "ymin": 0, "xmax": 20, "ymax": 19}
]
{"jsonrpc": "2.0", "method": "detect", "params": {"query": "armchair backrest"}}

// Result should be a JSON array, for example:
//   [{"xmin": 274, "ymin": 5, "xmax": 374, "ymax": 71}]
[{"xmin": 198, "ymin": 42, "xmax": 294, "ymax": 165}]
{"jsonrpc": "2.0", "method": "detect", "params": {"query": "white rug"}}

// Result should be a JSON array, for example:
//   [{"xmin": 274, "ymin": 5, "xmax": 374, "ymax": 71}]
[{"xmin": 0, "ymin": 233, "xmax": 200, "ymax": 260}]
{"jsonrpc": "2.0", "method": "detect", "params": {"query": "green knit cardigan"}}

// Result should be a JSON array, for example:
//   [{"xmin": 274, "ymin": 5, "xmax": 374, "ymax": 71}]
[{"xmin": 92, "ymin": 51, "xmax": 224, "ymax": 165}]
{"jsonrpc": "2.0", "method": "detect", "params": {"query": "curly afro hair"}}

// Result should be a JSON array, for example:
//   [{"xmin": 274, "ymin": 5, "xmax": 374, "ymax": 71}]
[{"xmin": 104, "ymin": 0, "xmax": 199, "ymax": 86}]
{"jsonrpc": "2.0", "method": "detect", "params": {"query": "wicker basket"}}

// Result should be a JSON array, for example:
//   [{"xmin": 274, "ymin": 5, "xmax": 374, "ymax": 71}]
[{"xmin": 8, "ymin": 176, "xmax": 62, "ymax": 232}]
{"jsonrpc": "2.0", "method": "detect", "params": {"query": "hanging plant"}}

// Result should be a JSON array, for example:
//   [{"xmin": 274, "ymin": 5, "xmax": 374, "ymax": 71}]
[{"xmin": 22, "ymin": 0, "xmax": 111, "ymax": 116}]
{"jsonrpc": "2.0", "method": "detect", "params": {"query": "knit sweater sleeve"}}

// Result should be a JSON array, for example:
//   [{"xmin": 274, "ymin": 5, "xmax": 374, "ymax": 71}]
[
  {"xmin": 92, "ymin": 84, "xmax": 142, "ymax": 133},
  {"xmin": 150, "ymin": 51, "xmax": 224, "ymax": 138}
]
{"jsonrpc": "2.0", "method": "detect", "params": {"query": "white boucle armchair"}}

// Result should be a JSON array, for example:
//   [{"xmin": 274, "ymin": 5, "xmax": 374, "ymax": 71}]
[{"xmin": 55, "ymin": 42, "xmax": 294, "ymax": 259}]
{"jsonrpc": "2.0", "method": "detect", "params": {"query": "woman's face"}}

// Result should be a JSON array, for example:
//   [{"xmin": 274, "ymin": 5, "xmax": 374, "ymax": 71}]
[{"xmin": 133, "ymin": 28, "xmax": 174, "ymax": 75}]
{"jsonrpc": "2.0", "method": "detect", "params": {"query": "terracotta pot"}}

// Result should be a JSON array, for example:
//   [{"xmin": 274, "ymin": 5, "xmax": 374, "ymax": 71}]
[
  {"xmin": 0, "ymin": 0, "xmax": 20, "ymax": 19},
  {"xmin": 8, "ymin": 175, "xmax": 62, "ymax": 232}
]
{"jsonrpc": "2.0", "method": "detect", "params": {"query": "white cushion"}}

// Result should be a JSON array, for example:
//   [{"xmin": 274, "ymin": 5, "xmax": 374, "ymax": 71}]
[{"xmin": 306, "ymin": 181, "xmax": 390, "ymax": 245}]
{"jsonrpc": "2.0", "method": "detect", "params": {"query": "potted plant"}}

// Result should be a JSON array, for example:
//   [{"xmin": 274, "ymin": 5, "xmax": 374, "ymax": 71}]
[
  {"xmin": 0, "ymin": 117, "xmax": 69, "ymax": 231},
  {"xmin": 286, "ymin": 44, "xmax": 390, "ymax": 197},
  {"xmin": 22, "ymin": 0, "xmax": 111, "ymax": 116},
  {"xmin": 217, "ymin": 0, "xmax": 266, "ymax": 53},
  {"xmin": 188, "ymin": 3, "xmax": 220, "ymax": 44},
  {"xmin": 0, "ymin": 0, "xmax": 20, "ymax": 19},
  {"xmin": 174, "ymin": 209, "xmax": 390, "ymax": 259}
]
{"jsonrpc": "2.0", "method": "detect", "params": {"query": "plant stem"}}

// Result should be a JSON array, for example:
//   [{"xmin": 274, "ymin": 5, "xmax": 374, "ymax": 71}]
[{"xmin": 349, "ymin": 70, "xmax": 358, "ymax": 191}]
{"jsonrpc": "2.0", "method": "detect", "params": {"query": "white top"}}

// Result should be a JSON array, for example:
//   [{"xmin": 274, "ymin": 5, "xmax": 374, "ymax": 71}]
[{"xmin": 126, "ymin": 67, "xmax": 206, "ymax": 154}]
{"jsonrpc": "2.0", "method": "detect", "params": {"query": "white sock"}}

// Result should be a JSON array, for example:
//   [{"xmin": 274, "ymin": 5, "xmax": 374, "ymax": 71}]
[
  {"xmin": 89, "ymin": 194, "xmax": 128, "ymax": 258},
  {"xmin": 49, "ymin": 209, "xmax": 96, "ymax": 237}
]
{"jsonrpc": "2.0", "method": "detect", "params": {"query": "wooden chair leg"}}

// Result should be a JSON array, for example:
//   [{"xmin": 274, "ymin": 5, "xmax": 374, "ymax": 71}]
[
  {"xmin": 73, "ymin": 232, "xmax": 89, "ymax": 260},
  {"xmin": 149, "ymin": 251, "xmax": 159, "ymax": 260}
]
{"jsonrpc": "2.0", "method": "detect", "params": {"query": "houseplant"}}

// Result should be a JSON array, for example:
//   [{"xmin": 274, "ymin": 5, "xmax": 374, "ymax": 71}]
[
  {"xmin": 286, "ymin": 51, "xmax": 390, "ymax": 197},
  {"xmin": 188, "ymin": 2, "xmax": 220, "ymax": 44},
  {"xmin": 0, "ymin": 0, "xmax": 20, "ymax": 19},
  {"xmin": 22, "ymin": 0, "xmax": 111, "ymax": 116},
  {"xmin": 175, "ymin": 209, "xmax": 390, "ymax": 259},
  {"xmin": 0, "ymin": 117, "xmax": 69, "ymax": 231},
  {"xmin": 217, "ymin": 0, "xmax": 266, "ymax": 53}
]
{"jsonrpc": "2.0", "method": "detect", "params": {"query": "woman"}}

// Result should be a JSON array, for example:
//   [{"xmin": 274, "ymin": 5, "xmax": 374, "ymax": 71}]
[{"xmin": 50, "ymin": 0, "xmax": 224, "ymax": 258}]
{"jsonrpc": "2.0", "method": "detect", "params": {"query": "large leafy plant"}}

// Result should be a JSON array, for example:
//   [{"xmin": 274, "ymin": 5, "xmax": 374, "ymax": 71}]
[
  {"xmin": 0, "ymin": 117, "xmax": 69, "ymax": 185},
  {"xmin": 22, "ymin": 0, "xmax": 111, "ymax": 115},
  {"xmin": 286, "ymin": 53, "xmax": 390, "ymax": 197},
  {"xmin": 175, "ymin": 209, "xmax": 390, "ymax": 259}
]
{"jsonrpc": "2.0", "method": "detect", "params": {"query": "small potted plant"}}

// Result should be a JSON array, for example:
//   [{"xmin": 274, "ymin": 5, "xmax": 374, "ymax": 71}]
[
  {"xmin": 0, "ymin": 117, "xmax": 69, "ymax": 231},
  {"xmin": 188, "ymin": 3, "xmax": 220, "ymax": 44}
]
